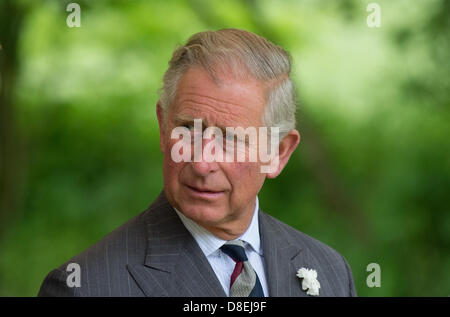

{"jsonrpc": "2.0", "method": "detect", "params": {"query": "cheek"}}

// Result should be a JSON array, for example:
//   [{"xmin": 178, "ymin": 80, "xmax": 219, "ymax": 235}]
[
  {"xmin": 225, "ymin": 162, "xmax": 265, "ymax": 195},
  {"xmin": 163, "ymin": 140, "xmax": 184, "ymax": 184}
]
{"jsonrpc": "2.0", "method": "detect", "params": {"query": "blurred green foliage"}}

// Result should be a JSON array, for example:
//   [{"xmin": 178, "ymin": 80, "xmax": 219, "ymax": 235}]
[{"xmin": 0, "ymin": 0, "xmax": 449, "ymax": 296}]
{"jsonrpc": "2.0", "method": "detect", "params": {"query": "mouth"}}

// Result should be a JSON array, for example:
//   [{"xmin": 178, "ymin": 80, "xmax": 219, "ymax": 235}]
[{"xmin": 185, "ymin": 184, "xmax": 225, "ymax": 199}]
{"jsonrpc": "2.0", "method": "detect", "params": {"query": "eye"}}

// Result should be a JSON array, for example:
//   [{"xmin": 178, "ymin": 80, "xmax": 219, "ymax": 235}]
[{"xmin": 182, "ymin": 123, "xmax": 194, "ymax": 130}]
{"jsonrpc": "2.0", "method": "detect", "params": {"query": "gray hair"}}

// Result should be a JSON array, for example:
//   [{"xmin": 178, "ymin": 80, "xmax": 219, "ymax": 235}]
[{"xmin": 159, "ymin": 28, "xmax": 297, "ymax": 139}]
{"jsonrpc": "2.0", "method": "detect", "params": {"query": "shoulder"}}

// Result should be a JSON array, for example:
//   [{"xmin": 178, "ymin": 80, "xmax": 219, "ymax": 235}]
[
  {"xmin": 37, "ymin": 191, "xmax": 181, "ymax": 296},
  {"xmin": 261, "ymin": 211, "xmax": 342, "ymax": 259},
  {"xmin": 38, "ymin": 191, "xmax": 173, "ymax": 296},
  {"xmin": 65, "ymin": 208, "xmax": 149, "ymax": 269},
  {"xmin": 259, "ymin": 211, "xmax": 357, "ymax": 296},
  {"xmin": 38, "ymin": 208, "xmax": 149, "ymax": 296}
]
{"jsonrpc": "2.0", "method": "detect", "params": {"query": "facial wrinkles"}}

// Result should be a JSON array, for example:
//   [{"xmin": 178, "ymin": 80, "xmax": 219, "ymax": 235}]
[{"xmin": 175, "ymin": 94, "xmax": 258, "ymax": 129}]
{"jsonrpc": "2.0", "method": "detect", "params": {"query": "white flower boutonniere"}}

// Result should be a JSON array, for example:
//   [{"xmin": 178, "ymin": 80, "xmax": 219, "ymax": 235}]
[{"xmin": 296, "ymin": 267, "xmax": 320, "ymax": 296}]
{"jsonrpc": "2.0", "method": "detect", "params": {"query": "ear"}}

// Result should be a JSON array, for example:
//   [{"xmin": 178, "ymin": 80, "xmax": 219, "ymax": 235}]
[
  {"xmin": 266, "ymin": 129, "xmax": 300, "ymax": 179},
  {"xmin": 156, "ymin": 101, "xmax": 166, "ymax": 153}
]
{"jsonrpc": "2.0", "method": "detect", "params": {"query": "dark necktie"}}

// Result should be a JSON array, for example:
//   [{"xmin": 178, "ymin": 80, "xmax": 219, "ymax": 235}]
[{"xmin": 220, "ymin": 239, "xmax": 264, "ymax": 297}]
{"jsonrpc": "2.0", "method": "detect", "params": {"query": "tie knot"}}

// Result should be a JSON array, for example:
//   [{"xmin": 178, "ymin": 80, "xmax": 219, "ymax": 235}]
[{"xmin": 220, "ymin": 240, "xmax": 248, "ymax": 262}]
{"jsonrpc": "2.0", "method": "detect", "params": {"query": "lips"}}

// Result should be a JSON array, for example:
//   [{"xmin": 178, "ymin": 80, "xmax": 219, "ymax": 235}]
[
  {"xmin": 187, "ymin": 184, "xmax": 222, "ymax": 193},
  {"xmin": 185, "ymin": 184, "xmax": 225, "ymax": 199}
]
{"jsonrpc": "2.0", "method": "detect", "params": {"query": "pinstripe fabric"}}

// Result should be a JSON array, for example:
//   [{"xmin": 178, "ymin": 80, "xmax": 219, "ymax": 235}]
[{"xmin": 38, "ymin": 190, "xmax": 357, "ymax": 297}]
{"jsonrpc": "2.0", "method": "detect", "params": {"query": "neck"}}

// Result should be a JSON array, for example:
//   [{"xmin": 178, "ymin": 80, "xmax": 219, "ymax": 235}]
[{"xmin": 199, "ymin": 201, "xmax": 257, "ymax": 241}]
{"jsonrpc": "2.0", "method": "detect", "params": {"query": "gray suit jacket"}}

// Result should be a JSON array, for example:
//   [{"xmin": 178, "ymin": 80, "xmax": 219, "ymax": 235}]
[{"xmin": 38, "ymin": 191, "xmax": 357, "ymax": 296}]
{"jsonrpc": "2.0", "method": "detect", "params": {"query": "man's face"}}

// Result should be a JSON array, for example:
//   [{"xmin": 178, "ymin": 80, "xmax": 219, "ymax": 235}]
[{"xmin": 158, "ymin": 66, "xmax": 268, "ymax": 238}]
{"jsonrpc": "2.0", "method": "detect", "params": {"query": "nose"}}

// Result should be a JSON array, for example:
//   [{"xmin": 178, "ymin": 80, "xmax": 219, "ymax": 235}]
[
  {"xmin": 190, "ymin": 137, "xmax": 220, "ymax": 177},
  {"xmin": 191, "ymin": 160, "xmax": 219, "ymax": 177}
]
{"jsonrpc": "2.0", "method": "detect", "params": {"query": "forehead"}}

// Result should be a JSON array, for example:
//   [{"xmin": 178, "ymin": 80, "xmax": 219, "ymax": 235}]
[{"xmin": 171, "ymin": 66, "xmax": 267, "ymax": 128}]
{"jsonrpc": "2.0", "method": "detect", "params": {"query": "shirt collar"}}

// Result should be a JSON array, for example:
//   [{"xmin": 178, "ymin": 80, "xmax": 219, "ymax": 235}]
[{"xmin": 173, "ymin": 196, "xmax": 262, "ymax": 257}]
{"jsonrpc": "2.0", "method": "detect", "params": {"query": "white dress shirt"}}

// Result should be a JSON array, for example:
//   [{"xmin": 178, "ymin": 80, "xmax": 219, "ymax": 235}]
[{"xmin": 173, "ymin": 196, "xmax": 269, "ymax": 297}]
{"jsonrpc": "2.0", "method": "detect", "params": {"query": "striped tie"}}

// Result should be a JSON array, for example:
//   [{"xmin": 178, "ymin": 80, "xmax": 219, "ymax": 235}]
[{"xmin": 220, "ymin": 240, "xmax": 264, "ymax": 297}]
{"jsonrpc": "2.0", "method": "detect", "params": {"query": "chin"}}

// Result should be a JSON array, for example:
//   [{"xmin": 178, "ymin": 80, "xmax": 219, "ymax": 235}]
[{"xmin": 179, "ymin": 203, "xmax": 228, "ymax": 226}]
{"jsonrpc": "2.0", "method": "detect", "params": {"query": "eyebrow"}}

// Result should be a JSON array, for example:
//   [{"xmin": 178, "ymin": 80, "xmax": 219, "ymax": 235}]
[
  {"xmin": 172, "ymin": 114, "xmax": 198, "ymax": 125},
  {"xmin": 172, "ymin": 114, "xmax": 228, "ymax": 134}
]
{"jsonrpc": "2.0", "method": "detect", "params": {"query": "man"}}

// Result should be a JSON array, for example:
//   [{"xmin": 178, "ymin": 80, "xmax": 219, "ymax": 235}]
[{"xmin": 38, "ymin": 29, "xmax": 356, "ymax": 297}]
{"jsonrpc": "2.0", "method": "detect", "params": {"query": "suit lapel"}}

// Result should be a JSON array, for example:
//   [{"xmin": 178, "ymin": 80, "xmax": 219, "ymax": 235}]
[
  {"xmin": 126, "ymin": 191, "xmax": 225, "ymax": 297},
  {"xmin": 172, "ymin": 235, "xmax": 226, "ymax": 296},
  {"xmin": 259, "ymin": 210, "xmax": 311, "ymax": 297}
]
